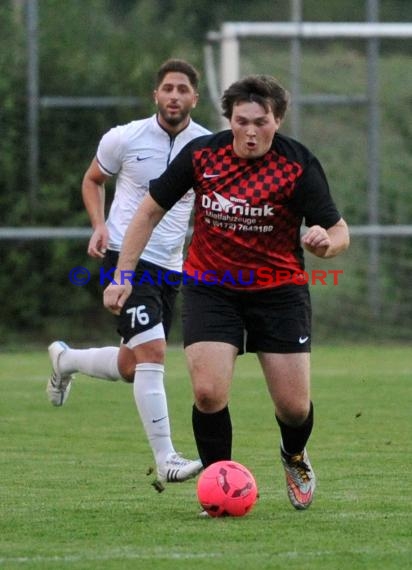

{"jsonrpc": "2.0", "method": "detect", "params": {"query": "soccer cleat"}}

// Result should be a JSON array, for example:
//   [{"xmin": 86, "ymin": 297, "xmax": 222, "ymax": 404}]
[
  {"xmin": 149, "ymin": 453, "xmax": 203, "ymax": 493},
  {"xmin": 46, "ymin": 341, "xmax": 73, "ymax": 407},
  {"xmin": 281, "ymin": 447, "xmax": 316, "ymax": 510}
]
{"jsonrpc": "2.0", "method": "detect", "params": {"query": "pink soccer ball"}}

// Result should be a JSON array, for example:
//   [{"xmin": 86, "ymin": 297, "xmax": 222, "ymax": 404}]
[{"xmin": 197, "ymin": 460, "xmax": 258, "ymax": 517}]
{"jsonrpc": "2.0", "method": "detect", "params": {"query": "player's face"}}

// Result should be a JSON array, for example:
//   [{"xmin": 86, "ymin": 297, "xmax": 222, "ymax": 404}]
[
  {"xmin": 154, "ymin": 72, "xmax": 198, "ymax": 131},
  {"xmin": 230, "ymin": 101, "xmax": 280, "ymax": 159}
]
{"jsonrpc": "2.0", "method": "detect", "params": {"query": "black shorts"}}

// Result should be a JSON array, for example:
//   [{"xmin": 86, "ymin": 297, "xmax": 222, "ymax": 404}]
[
  {"xmin": 103, "ymin": 251, "xmax": 180, "ymax": 343},
  {"xmin": 182, "ymin": 282, "xmax": 311, "ymax": 354}
]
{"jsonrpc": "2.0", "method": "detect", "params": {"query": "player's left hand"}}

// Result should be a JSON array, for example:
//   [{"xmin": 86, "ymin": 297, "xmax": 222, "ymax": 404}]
[
  {"xmin": 103, "ymin": 282, "xmax": 132, "ymax": 315},
  {"xmin": 301, "ymin": 225, "xmax": 331, "ymax": 257}
]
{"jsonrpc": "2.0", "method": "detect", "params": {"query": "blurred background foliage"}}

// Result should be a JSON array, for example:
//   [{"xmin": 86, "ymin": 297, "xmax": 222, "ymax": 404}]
[{"xmin": 0, "ymin": 0, "xmax": 411, "ymax": 345}]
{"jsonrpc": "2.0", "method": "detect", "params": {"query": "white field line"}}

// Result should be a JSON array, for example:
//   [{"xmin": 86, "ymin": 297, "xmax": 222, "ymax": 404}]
[
  {"xmin": 0, "ymin": 549, "xmax": 220, "ymax": 565},
  {"xmin": 1, "ymin": 545, "xmax": 410, "ymax": 565}
]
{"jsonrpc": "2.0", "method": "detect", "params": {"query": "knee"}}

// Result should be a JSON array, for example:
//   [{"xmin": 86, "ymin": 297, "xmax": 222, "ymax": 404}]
[
  {"xmin": 277, "ymin": 402, "xmax": 311, "ymax": 427},
  {"xmin": 195, "ymin": 393, "xmax": 216, "ymax": 412},
  {"xmin": 194, "ymin": 384, "xmax": 227, "ymax": 413},
  {"xmin": 134, "ymin": 340, "xmax": 165, "ymax": 365},
  {"xmin": 118, "ymin": 342, "xmax": 166, "ymax": 383}
]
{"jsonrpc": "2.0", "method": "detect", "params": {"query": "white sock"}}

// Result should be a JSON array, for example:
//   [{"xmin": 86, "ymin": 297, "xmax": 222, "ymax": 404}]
[
  {"xmin": 59, "ymin": 347, "xmax": 120, "ymax": 381},
  {"xmin": 133, "ymin": 363, "xmax": 175, "ymax": 466}
]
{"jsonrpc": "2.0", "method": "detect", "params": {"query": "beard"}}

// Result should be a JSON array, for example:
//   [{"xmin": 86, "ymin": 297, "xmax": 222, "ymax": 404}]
[{"xmin": 158, "ymin": 108, "xmax": 186, "ymax": 127}]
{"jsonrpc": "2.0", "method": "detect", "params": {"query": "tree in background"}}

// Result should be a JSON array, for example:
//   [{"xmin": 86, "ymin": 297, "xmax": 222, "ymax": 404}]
[{"xmin": 1, "ymin": 0, "xmax": 412, "ymax": 344}]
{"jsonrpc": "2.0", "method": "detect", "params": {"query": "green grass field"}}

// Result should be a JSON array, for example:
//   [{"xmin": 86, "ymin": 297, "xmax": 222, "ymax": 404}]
[{"xmin": 0, "ymin": 345, "xmax": 411, "ymax": 570}]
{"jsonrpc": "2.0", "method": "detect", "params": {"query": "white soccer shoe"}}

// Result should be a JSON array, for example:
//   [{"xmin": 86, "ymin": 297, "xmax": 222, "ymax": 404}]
[
  {"xmin": 46, "ymin": 341, "xmax": 73, "ymax": 406},
  {"xmin": 281, "ymin": 447, "xmax": 316, "ymax": 510},
  {"xmin": 151, "ymin": 453, "xmax": 203, "ymax": 493}
]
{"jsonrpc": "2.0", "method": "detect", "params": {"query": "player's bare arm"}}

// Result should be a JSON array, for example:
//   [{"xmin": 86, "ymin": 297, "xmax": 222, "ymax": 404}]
[
  {"xmin": 103, "ymin": 194, "xmax": 166, "ymax": 314},
  {"xmin": 302, "ymin": 217, "xmax": 349, "ymax": 259},
  {"xmin": 82, "ymin": 158, "xmax": 109, "ymax": 258}
]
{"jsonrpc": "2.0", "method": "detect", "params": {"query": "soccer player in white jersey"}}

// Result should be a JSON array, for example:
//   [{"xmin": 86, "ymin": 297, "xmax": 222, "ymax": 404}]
[{"xmin": 46, "ymin": 59, "xmax": 210, "ymax": 491}]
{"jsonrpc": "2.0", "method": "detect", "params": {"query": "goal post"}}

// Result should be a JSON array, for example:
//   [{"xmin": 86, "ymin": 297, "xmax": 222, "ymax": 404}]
[
  {"xmin": 207, "ymin": 21, "xmax": 412, "ymax": 94},
  {"xmin": 204, "ymin": 20, "xmax": 412, "ymax": 321}
]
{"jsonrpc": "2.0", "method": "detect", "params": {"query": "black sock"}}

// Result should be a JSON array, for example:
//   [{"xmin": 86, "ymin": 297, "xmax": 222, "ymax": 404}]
[
  {"xmin": 276, "ymin": 401, "xmax": 314, "ymax": 456},
  {"xmin": 192, "ymin": 404, "xmax": 232, "ymax": 468}
]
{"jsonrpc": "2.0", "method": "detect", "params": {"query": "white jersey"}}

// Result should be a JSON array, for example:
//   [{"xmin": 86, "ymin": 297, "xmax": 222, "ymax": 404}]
[{"xmin": 96, "ymin": 114, "xmax": 210, "ymax": 271}]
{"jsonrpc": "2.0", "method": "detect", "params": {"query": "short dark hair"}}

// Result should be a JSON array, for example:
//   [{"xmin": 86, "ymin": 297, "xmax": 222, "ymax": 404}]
[
  {"xmin": 221, "ymin": 75, "xmax": 290, "ymax": 120},
  {"xmin": 156, "ymin": 59, "xmax": 200, "ymax": 90}
]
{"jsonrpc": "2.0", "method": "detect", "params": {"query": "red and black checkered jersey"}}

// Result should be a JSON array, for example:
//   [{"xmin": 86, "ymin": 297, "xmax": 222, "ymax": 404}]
[{"xmin": 149, "ymin": 130, "xmax": 341, "ymax": 290}]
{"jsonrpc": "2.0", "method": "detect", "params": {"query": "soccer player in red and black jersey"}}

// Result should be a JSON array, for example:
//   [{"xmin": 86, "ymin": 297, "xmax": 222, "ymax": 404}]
[{"xmin": 104, "ymin": 75, "xmax": 350, "ymax": 510}]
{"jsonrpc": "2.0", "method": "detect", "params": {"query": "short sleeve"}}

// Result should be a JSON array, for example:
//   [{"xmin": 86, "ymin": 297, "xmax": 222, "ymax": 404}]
[
  {"xmin": 292, "ymin": 158, "xmax": 341, "ymax": 229},
  {"xmin": 96, "ymin": 126, "xmax": 124, "ymax": 176},
  {"xmin": 149, "ymin": 143, "xmax": 195, "ymax": 210}
]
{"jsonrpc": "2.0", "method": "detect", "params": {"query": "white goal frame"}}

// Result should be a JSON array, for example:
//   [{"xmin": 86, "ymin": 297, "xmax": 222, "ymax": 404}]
[
  {"xmin": 204, "ymin": 20, "xmax": 412, "ymax": 314},
  {"xmin": 206, "ymin": 22, "xmax": 412, "ymax": 95}
]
